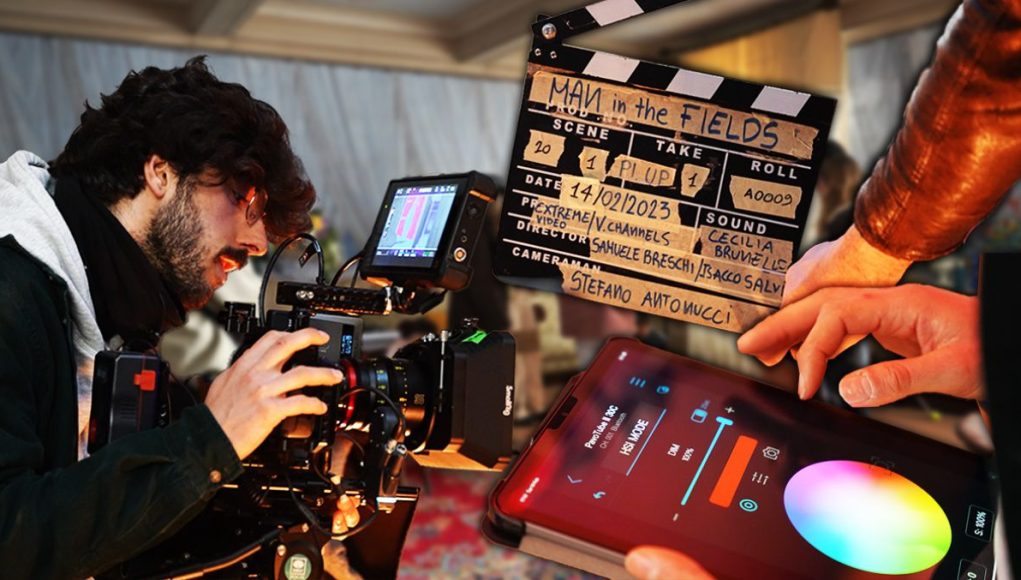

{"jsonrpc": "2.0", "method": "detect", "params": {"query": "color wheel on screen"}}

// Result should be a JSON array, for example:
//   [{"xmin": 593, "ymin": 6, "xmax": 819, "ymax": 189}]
[{"xmin": 783, "ymin": 460, "xmax": 952, "ymax": 575}]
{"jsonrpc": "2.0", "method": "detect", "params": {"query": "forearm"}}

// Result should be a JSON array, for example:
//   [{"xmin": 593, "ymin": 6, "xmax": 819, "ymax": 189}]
[
  {"xmin": 0, "ymin": 405, "xmax": 241, "ymax": 579},
  {"xmin": 855, "ymin": 0, "xmax": 1021, "ymax": 260}
]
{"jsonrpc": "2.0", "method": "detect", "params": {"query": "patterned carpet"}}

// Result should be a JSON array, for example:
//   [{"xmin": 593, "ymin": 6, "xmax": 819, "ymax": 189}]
[{"xmin": 397, "ymin": 469, "xmax": 598, "ymax": 579}]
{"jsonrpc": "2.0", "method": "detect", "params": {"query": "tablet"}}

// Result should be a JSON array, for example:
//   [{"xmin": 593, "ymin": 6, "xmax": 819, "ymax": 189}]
[{"xmin": 485, "ymin": 338, "xmax": 996, "ymax": 579}]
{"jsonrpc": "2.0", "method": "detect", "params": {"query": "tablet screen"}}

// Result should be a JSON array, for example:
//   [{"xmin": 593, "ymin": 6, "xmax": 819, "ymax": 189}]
[{"xmin": 493, "ymin": 339, "xmax": 996, "ymax": 579}]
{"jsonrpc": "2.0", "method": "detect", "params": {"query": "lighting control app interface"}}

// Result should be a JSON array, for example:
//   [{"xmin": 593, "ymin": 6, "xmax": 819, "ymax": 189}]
[{"xmin": 494, "ymin": 340, "xmax": 996, "ymax": 579}]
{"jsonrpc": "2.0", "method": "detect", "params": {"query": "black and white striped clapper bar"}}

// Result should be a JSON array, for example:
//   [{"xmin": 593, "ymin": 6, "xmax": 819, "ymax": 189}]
[{"xmin": 525, "ymin": 0, "xmax": 832, "ymax": 120}]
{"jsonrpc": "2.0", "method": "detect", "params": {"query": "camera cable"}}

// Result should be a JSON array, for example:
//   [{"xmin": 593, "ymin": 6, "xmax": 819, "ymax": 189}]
[
  {"xmin": 282, "ymin": 468, "xmax": 380, "ymax": 542},
  {"xmin": 137, "ymin": 527, "xmax": 282, "ymax": 580},
  {"xmin": 336, "ymin": 386, "xmax": 407, "ymax": 441},
  {"xmin": 330, "ymin": 251, "xmax": 363, "ymax": 287},
  {"xmin": 258, "ymin": 233, "xmax": 325, "ymax": 320}
]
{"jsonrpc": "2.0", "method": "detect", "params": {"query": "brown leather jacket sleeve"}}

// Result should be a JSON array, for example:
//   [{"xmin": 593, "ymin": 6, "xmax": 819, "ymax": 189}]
[{"xmin": 854, "ymin": 0, "xmax": 1021, "ymax": 261}]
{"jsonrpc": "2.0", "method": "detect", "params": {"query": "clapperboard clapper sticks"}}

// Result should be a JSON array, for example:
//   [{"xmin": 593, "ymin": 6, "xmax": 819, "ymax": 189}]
[{"xmin": 493, "ymin": 0, "xmax": 836, "ymax": 332}]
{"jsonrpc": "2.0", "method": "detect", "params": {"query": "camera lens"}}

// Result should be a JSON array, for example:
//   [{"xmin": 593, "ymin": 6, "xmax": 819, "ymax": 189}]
[{"xmin": 336, "ymin": 358, "xmax": 433, "ymax": 446}]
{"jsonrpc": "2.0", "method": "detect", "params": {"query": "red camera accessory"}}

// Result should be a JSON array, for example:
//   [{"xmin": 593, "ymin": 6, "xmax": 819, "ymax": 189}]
[{"xmin": 88, "ymin": 351, "xmax": 168, "ymax": 454}]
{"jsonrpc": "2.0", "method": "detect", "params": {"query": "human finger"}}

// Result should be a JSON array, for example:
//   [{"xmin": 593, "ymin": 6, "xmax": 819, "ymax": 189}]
[
  {"xmin": 794, "ymin": 305, "xmax": 881, "ymax": 399},
  {"xmin": 336, "ymin": 494, "xmax": 360, "ymax": 530},
  {"xmin": 273, "ymin": 394, "xmax": 329, "ymax": 421},
  {"xmin": 790, "ymin": 334, "xmax": 866, "ymax": 367},
  {"xmin": 780, "ymin": 243, "xmax": 828, "ymax": 306},
  {"xmin": 625, "ymin": 546, "xmax": 714, "ymax": 580},
  {"xmin": 263, "ymin": 365, "xmax": 344, "ymax": 397},
  {"xmin": 331, "ymin": 514, "xmax": 349, "ymax": 535},
  {"xmin": 741, "ymin": 287, "xmax": 892, "ymax": 367},
  {"xmin": 321, "ymin": 540, "xmax": 359, "ymax": 579},
  {"xmin": 243, "ymin": 328, "xmax": 331, "ymax": 370},
  {"xmin": 738, "ymin": 290, "xmax": 836, "ymax": 362},
  {"xmin": 838, "ymin": 344, "xmax": 983, "ymax": 407}
]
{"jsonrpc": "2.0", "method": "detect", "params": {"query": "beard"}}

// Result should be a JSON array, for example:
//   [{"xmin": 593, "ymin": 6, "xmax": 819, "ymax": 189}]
[{"xmin": 142, "ymin": 179, "xmax": 214, "ymax": 310}]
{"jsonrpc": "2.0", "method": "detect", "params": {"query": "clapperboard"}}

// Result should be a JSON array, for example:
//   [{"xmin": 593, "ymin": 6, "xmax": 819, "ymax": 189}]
[{"xmin": 493, "ymin": 0, "xmax": 837, "ymax": 333}]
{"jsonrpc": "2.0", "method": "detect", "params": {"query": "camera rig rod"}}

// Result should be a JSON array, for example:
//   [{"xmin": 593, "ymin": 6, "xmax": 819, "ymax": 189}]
[
  {"xmin": 276, "ymin": 281, "xmax": 445, "ymax": 316},
  {"xmin": 362, "ymin": 405, "xmax": 407, "ymax": 513}
]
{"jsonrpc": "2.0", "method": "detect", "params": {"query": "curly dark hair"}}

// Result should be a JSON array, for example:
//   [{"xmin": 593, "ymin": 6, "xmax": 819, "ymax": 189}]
[{"xmin": 50, "ymin": 56, "xmax": 314, "ymax": 242}]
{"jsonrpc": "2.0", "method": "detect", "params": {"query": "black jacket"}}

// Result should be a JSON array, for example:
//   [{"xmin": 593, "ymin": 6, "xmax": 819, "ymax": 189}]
[{"xmin": 0, "ymin": 235, "xmax": 242, "ymax": 578}]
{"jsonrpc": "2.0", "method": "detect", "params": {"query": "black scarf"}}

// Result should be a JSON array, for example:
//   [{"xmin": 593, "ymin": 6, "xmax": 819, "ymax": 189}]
[{"xmin": 52, "ymin": 177, "xmax": 185, "ymax": 349}]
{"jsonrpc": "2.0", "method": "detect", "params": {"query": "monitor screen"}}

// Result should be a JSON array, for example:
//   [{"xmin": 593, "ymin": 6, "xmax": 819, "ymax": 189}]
[{"xmin": 371, "ymin": 182, "xmax": 459, "ymax": 269}]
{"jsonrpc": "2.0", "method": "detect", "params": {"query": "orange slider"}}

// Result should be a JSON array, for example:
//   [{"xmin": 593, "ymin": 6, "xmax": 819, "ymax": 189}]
[{"xmin": 708, "ymin": 435, "xmax": 757, "ymax": 508}]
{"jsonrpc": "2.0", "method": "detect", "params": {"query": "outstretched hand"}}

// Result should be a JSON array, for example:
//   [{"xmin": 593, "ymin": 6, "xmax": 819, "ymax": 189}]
[{"xmin": 739, "ymin": 284, "xmax": 982, "ymax": 406}]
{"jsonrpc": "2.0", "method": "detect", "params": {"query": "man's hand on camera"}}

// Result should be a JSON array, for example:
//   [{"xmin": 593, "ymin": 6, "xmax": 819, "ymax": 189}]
[
  {"xmin": 738, "ymin": 284, "xmax": 982, "ymax": 406},
  {"xmin": 625, "ymin": 546, "xmax": 714, "ymax": 580},
  {"xmin": 205, "ymin": 328, "xmax": 344, "ymax": 460}
]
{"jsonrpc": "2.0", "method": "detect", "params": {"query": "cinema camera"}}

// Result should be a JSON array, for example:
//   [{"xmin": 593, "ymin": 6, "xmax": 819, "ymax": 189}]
[{"xmin": 91, "ymin": 172, "xmax": 516, "ymax": 579}]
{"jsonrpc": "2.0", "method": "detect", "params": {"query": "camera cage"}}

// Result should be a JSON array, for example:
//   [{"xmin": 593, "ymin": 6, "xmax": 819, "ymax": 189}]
[
  {"xmin": 101, "ymin": 171, "xmax": 512, "ymax": 580},
  {"xmin": 240, "ymin": 170, "xmax": 505, "ymax": 513},
  {"xmin": 188, "ymin": 172, "xmax": 510, "ymax": 577}
]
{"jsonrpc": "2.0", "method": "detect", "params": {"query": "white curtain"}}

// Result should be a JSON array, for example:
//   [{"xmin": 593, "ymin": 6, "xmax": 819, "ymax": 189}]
[
  {"xmin": 844, "ymin": 24, "xmax": 942, "ymax": 170},
  {"xmin": 0, "ymin": 24, "xmax": 951, "ymax": 248},
  {"xmin": 0, "ymin": 31, "xmax": 521, "ymax": 253}
]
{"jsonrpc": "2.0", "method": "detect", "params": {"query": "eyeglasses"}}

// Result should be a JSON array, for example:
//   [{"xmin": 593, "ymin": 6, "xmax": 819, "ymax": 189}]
[{"xmin": 234, "ymin": 186, "xmax": 267, "ymax": 227}]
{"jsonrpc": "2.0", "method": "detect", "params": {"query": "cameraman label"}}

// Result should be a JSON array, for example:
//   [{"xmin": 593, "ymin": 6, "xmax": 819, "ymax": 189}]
[{"xmin": 560, "ymin": 263, "xmax": 774, "ymax": 333}]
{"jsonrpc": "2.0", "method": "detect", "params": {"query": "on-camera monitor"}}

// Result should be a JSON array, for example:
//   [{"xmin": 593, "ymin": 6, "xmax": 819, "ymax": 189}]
[
  {"xmin": 370, "ymin": 180, "xmax": 461, "ymax": 269},
  {"xmin": 493, "ymin": 339, "xmax": 996, "ymax": 579}
]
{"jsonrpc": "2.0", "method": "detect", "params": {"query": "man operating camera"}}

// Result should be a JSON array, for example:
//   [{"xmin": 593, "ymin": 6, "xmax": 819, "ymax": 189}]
[{"xmin": 0, "ymin": 57, "xmax": 357, "ymax": 578}]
